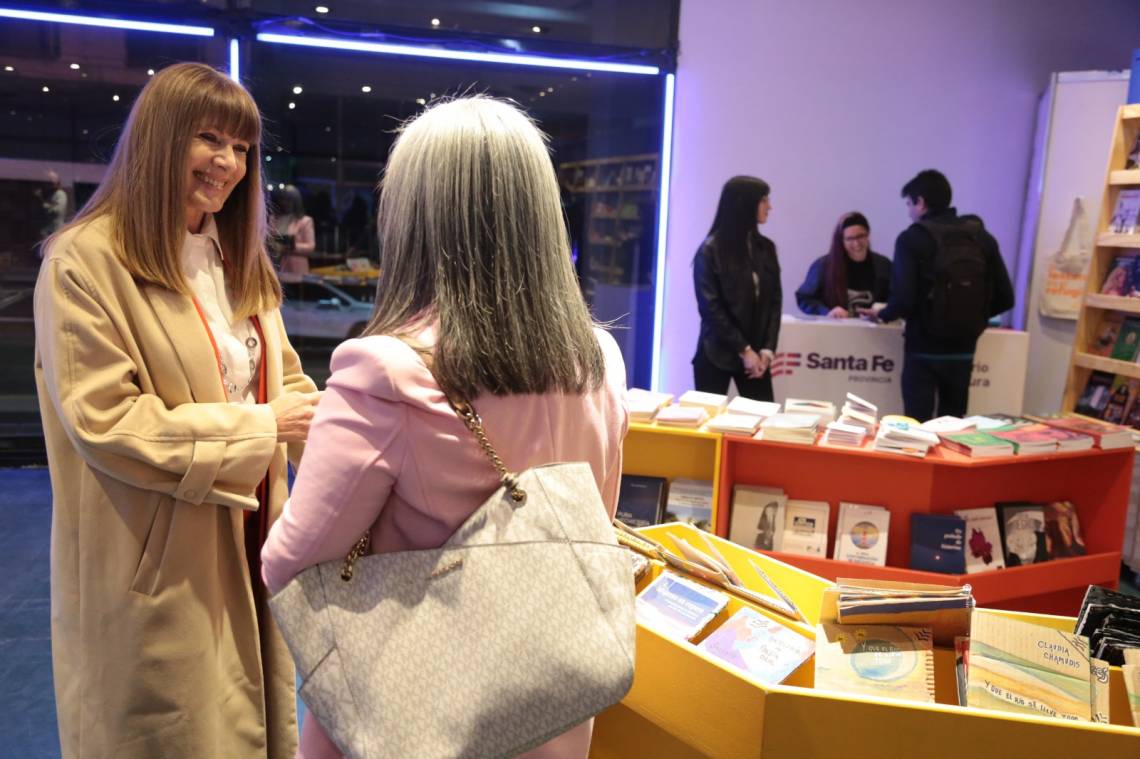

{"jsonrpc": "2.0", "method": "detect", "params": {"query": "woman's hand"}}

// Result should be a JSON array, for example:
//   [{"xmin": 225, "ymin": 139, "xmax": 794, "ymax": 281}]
[
  {"xmin": 827, "ymin": 306, "xmax": 849, "ymax": 319},
  {"xmin": 740, "ymin": 347, "xmax": 765, "ymax": 379},
  {"xmin": 270, "ymin": 391, "xmax": 322, "ymax": 442}
]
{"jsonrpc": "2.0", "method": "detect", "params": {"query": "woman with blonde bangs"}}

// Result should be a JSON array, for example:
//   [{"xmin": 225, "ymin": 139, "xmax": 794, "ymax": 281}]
[
  {"xmin": 261, "ymin": 96, "xmax": 629, "ymax": 758},
  {"xmin": 34, "ymin": 62, "xmax": 319, "ymax": 758}
]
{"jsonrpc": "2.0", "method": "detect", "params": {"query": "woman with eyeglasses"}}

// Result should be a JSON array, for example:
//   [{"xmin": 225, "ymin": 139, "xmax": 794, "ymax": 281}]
[{"xmin": 795, "ymin": 211, "xmax": 891, "ymax": 318}]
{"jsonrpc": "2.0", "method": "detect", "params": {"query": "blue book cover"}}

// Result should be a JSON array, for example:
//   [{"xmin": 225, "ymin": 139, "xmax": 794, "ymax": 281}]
[
  {"xmin": 909, "ymin": 514, "xmax": 966, "ymax": 574},
  {"xmin": 635, "ymin": 572, "xmax": 729, "ymax": 641},
  {"xmin": 616, "ymin": 475, "xmax": 666, "ymax": 528}
]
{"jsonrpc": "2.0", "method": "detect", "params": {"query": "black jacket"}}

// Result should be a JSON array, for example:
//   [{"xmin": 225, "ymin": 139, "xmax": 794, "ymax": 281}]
[
  {"xmin": 692, "ymin": 231, "xmax": 782, "ymax": 371},
  {"xmin": 795, "ymin": 251, "xmax": 892, "ymax": 315},
  {"xmin": 878, "ymin": 208, "xmax": 1014, "ymax": 354}
]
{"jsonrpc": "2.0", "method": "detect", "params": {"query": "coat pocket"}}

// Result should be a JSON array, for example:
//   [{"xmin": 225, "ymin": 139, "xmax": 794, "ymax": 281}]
[{"xmin": 129, "ymin": 494, "xmax": 176, "ymax": 596}]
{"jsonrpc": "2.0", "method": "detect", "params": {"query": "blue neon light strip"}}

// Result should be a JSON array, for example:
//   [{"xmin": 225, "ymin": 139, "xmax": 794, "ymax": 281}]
[
  {"xmin": 650, "ymin": 73, "xmax": 675, "ymax": 392},
  {"xmin": 229, "ymin": 38, "xmax": 240, "ymax": 81},
  {"xmin": 256, "ymin": 32, "xmax": 659, "ymax": 75},
  {"xmin": 0, "ymin": 8, "xmax": 214, "ymax": 36}
]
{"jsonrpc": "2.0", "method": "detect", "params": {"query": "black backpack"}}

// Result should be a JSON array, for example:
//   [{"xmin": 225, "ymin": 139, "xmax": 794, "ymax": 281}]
[{"xmin": 918, "ymin": 217, "xmax": 990, "ymax": 342}]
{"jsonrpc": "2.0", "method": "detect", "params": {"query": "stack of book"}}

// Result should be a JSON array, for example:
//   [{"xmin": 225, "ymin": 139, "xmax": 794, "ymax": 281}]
[
  {"xmin": 873, "ymin": 421, "xmax": 940, "ymax": 458},
  {"xmin": 655, "ymin": 405, "xmax": 709, "ymax": 429},
  {"xmin": 678, "ymin": 390, "xmax": 729, "ymax": 416},
  {"xmin": 784, "ymin": 398, "xmax": 837, "ymax": 426},
  {"xmin": 836, "ymin": 392, "xmax": 877, "ymax": 434},
  {"xmin": 626, "ymin": 388, "xmax": 673, "ymax": 422},
  {"xmin": 832, "ymin": 502, "xmax": 890, "ymax": 566},
  {"xmin": 919, "ymin": 415, "xmax": 974, "ymax": 434},
  {"xmin": 1034, "ymin": 413, "xmax": 1133, "ymax": 450},
  {"xmin": 939, "ymin": 430, "xmax": 1014, "ymax": 458},
  {"xmin": 704, "ymin": 413, "xmax": 763, "ymax": 436},
  {"xmin": 821, "ymin": 420, "xmax": 867, "ymax": 447},
  {"xmin": 724, "ymin": 396, "xmax": 781, "ymax": 419},
  {"xmin": 1075, "ymin": 585, "xmax": 1140, "ymax": 665},
  {"xmin": 757, "ymin": 413, "xmax": 819, "ymax": 445},
  {"xmin": 986, "ymin": 420, "xmax": 1061, "ymax": 455}
]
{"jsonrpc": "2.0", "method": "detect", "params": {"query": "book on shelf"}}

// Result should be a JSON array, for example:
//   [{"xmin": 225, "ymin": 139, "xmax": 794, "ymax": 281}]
[
  {"xmin": 1089, "ymin": 312, "xmax": 1125, "ymax": 356},
  {"xmin": 821, "ymin": 420, "xmax": 867, "ymax": 447},
  {"xmin": 1126, "ymin": 129, "xmax": 1140, "ymax": 170},
  {"xmin": 986, "ymin": 423, "xmax": 1060, "ymax": 456},
  {"xmin": 1033, "ymin": 413, "xmax": 1134, "ymax": 449},
  {"xmin": 995, "ymin": 501, "xmax": 1050, "ymax": 567},
  {"xmin": 918, "ymin": 415, "xmax": 974, "ymax": 434},
  {"xmin": 909, "ymin": 513, "xmax": 966, "ymax": 574},
  {"xmin": 1075, "ymin": 585, "xmax": 1140, "ymax": 665},
  {"xmin": 1099, "ymin": 254, "xmax": 1137, "ymax": 295},
  {"xmin": 615, "ymin": 474, "xmax": 666, "ymax": 529},
  {"xmin": 626, "ymin": 387, "xmax": 673, "ymax": 422},
  {"xmin": 729, "ymin": 484, "xmax": 787, "ymax": 552},
  {"xmin": 966, "ymin": 610, "xmax": 1092, "ymax": 721},
  {"xmin": 783, "ymin": 398, "xmax": 837, "ymax": 425},
  {"xmin": 1043, "ymin": 500, "xmax": 1086, "ymax": 558},
  {"xmin": 1101, "ymin": 375, "xmax": 1140, "ymax": 426},
  {"xmin": 654, "ymin": 404, "xmax": 708, "ymax": 428},
  {"xmin": 724, "ymin": 396, "xmax": 781, "ymax": 419},
  {"xmin": 1109, "ymin": 189, "xmax": 1140, "ymax": 236},
  {"xmin": 663, "ymin": 478, "xmax": 714, "ymax": 532},
  {"xmin": 832, "ymin": 502, "xmax": 890, "ymax": 566},
  {"xmin": 873, "ymin": 421, "xmax": 939, "ymax": 458},
  {"xmin": 696, "ymin": 606, "xmax": 814, "ymax": 686},
  {"xmin": 960, "ymin": 414, "xmax": 1012, "ymax": 431},
  {"xmin": 780, "ymin": 499, "xmax": 830, "ymax": 557},
  {"xmin": 814, "ymin": 622, "xmax": 936, "ymax": 704},
  {"xmin": 953, "ymin": 507, "xmax": 1006, "ymax": 573},
  {"xmin": 939, "ymin": 430, "xmax": 1014, "ymax": 458},
  {"xmin": 705, "ymin": 412, "xmax": 762, "ymax": 436},
  {"xmin": 677, "ymin": 389, "xmax": 728, "ymax": 415},
  {"xmin": 635, "ymin": 571, "xmax": 729, "ymax": 641},
  {"xmin": 1109, "ymin": 316, "xmax": 1140, "ymax": 362},
  {"xmin": 757, "ymin": 413, "xmax": 819, "ymax": 445},
  {"xmin": 1074, "ymin": 370, "xmax": 1115, "ymax": 419}
]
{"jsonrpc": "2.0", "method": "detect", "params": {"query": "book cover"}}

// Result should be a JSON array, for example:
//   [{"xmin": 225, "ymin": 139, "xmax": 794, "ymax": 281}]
[
  {"xmin": 966, "ymin": 610, "xmax": 1092, "ymax": 721},
  {"xmin": 996, "ymin": 502, "xmax": 1049, "ymax": 567},
  {"xmin": 1100, "ymin": 255, "xmax": 1135, "ymax": 295},
  {"xmin": 697, "ymin": 606, "xmax": 814, "ymax": 685},
  {"xmin": 724, "ymin": 396, "xmax": 781, "ymax": 419},
  {"xmin": 1035, "ymin": 414, "xmax": 1134, "ymax": 449},
  {"xmin": 729, "ymin": 484, "xmax": 786, "ymax": 552},
  {"xmin": 940, "ymin": 431, "xmax": 1014, "ymax": 458},
  {"xmin": 1089, "ymin": 312, "xmax": 1125, "ymax": 356},
  {"xmin": 705, "ymin": 413, "xmax": 762, "ymax": 436},
  {"xmin": 1073, "ymin": 371, "xmax": 1115, "ymax": 419},
  {"xmin": 814, "ymin": 623, "xmax": 936, "ymax": 703},
  {"xmin": 635, "ymin": 571, "xmax": 729, "ymax": 641},
  {"xmin": 1110, "ymin": 189, "xmax": 1140, "ymax": 235},
  {"xmin": 677, "ymin": 390, "xmax": 728, "ymax": 414},
  {"xmin": 909, "ymin": 514, "xmax": 966, "ymax": 574},
  {"xmin": 1102, "ymin": 375, "xmax": 1139, "ymax": 425},
  {"xmin": 781, "ymin": 500, "xmax": 830, "ymax": 557},
  {"xmin": 1091, "ymin": 657, "xmax": 1111, "ymax": 723},
  {"xmin": 833, "ymin": 502, "xmax": 890, "ymax": 566},
  {"xmin": 1109, "ymin": 317, "xmax": 1140, "ymax": 361},
  {"xmin": 615, "ymin": 475, "xmax": 666, "ymax": 529},
  {"xmin": 986, "ymin": 423, "xmax": 1059, "ymax": 455},
  {"xmin": 663, "ymin": 478, "xmax": 714, "ymax": 532},
  {"xmin": 1043, "ymin": 500, "xmax": 1086, "ymax": 558},
  {"xmin": 954, "ymin": 507, "xmax": 1006, "ymax": 573}
]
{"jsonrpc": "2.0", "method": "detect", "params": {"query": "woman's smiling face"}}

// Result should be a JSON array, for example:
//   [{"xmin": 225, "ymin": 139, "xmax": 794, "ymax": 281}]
[{"xmin": 184, "ymin": 127, "xmax": 249, "ymax": 232}]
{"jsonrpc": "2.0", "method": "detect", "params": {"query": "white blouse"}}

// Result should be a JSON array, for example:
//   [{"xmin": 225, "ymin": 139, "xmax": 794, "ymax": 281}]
[{"xmin": 180, "ymin": 216, "xmax": 261, "ymax": 404}]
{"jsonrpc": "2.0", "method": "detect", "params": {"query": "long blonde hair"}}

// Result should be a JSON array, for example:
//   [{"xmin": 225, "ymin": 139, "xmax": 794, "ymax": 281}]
[
  {"xmin": 365, "ymin": 96, "xmax": 604, "ymax": 399},
  {"xmin": 57, "ymin": 62, "xmax": 279, "ymax": 318}
]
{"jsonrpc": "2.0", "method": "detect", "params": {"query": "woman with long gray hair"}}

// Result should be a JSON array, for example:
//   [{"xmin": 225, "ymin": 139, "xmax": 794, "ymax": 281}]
[{"xmin": 260, "ymin": 96, "xmax": 630, "ymax": 758}]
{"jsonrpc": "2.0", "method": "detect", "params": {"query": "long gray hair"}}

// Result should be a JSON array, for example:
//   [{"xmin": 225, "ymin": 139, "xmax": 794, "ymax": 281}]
[{"xmin": 364, "ymin": 96, "xmax": 605, "ymax": 400}]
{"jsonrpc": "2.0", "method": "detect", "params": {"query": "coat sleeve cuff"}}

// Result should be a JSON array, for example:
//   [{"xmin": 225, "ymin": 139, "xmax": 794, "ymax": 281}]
[{"xmin": 175, "ymin": 440, "xmax": 226, "ymax": 506}]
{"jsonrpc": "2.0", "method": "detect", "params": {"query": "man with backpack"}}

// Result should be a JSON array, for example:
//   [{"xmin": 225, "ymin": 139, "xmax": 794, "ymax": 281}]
[{"xmin": 861, "ymin": 169, "xmax": 1014, "ymax": 420}]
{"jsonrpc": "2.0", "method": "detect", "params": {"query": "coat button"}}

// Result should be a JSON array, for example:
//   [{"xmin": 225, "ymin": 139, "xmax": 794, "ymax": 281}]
[{"xmin": 185, "ymin": 489, "xmax": 197, "ymax": 500}]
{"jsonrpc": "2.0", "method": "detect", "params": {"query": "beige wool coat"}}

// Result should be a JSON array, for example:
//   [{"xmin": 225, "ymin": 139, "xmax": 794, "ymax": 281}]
[{"xmin": 34, "ymin": 217, "xmax": 317, "ymax": 758}]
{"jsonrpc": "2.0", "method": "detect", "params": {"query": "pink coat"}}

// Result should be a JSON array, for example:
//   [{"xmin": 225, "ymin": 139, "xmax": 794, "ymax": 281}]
[{"xmin": 261, "ymin": 325, "xmax": 629, "ymax": 759}]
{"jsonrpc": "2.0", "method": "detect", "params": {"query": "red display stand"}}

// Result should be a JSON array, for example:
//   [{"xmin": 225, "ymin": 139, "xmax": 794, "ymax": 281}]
[{"xmin": 713, "ymin": 437, "xmax": 1132, "ymax": 616}]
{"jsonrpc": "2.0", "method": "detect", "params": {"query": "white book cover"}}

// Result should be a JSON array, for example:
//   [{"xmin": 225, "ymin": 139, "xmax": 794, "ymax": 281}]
[
  {"xmin": 954, "ymin": 507, "xmax": 1006, "ymax": 573},
  {"xmin": 760, "ymin": 413, "xmax": 819, "ymax": 431},
  {"xmin": 781, "ymin": 500, "xmax": 830, "ymax": 557},
  {"xmin": 833, "ymin": 502, "xmax": 890, "ymax": 566},
  {"xmin": 784, "ymin": 398, "xmax": 837, "ymax": 424},
  {"xmin": 655, "ymin": 405, "xmax": 708, "ymax": 427},
  {"xmin": 706, "ymin": 413, "xmax": 762, "ymax": 436},
  {"xmin": 730, "ymin": 485, "xmax": 787, "ymax": 552},
  {"xmin": 678, "ymin": 390, "xmax": 728, "ymax": 414},
  {"xmin": 627, "ymin": 387, "xmax": 673, "ymax": 407},
  {"xmin": 725, "ymin": 397, "xmax": 782, "ymax": 419},
  {"xmin": 920, "ymin": 416, "xmax": 973, "ymax": 433},
  {"xmin": 844, "ymin": 392, "xmax": 877, "ymax": 416}
]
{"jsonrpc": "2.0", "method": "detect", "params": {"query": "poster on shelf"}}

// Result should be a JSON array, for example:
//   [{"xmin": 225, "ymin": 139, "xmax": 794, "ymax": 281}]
[{"xmin": 1038, "ymin": 197, "xmax": 1090, "ymax": 320}]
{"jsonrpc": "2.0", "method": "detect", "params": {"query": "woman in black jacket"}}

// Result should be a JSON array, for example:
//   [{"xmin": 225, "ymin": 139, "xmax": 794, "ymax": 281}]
[
  {"xmin": 795, "ymin": 211, "xmax": 891, "ymax": 318},
  {"xmin": 692, "ymin": 176, "xmax": 781, "ymax": 401}
]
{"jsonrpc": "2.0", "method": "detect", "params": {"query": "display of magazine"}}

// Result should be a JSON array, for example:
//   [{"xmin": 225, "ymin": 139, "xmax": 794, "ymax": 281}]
[{"xmin": 697, "ymin": 607, "xmax": 814, "ymax": 685}]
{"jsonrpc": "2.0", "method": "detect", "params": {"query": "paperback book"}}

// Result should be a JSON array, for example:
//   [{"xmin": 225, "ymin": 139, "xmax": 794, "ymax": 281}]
[
  {"xmin": 664, "ymin": 478, "xmax": 714, "ymax": 532},
  {"xmin": 953, "ymin": 507, "xmax": 1006, "ymax": 573},
  {"xmin": 635, "ymin": 571, "xmax": 729, "ymax": 641},
  {"xmin": 729, "ymin": 484, "xmax": 787, "ymax": 552},
  {"xmin": 1089, "ymin": 312, "xmax": 1125, "ymax": 356},
  {"xmin": 1110, "ymin": 316, "xmax": 1140, "ymax": 362},
  {"xmin": 939, "ymin": 431, "xmax": 1014, "ymax": 458},
  {"xmin": 1034, "ymin": 414, "xmax": 1133, "ymax": 450},
  {"xmin": 724, "ymin": 396, "xmax": 781, "ymax": 419},
  {"xmin": 1109, "ymin": 190, "xmax": 1140, "ymax": 236},
  {"xmin": 615, "ymin": 474, "xmax": 667, "ymax": 528},
  {"xmin": 814, "ymin": 623, "xmax": 936, "ymax": 703},
  {"xmin": 677, "ymin": 390, "xmax": 728, "ymax": 416},
  {"xmin": 996, "ymin": 502, "xmax": 1049, "ymax": 567},
  {"xmin": 697, "ymin": 606, "xmax": 814, "ymax": 685},
  {"xmin": 780, "ymin": 500, "xmax": 830, "ymax": 557},
  {"xmin": 1043, "ymin": 500, "xmax": 1086, "ymax": 558},
  {"xmin": 909, "ymin": 513, "xmax": 966, "ymax": 574},
  {"xmin": 654, "ymin": 405, "xmax": 709, "ymax": 428},
  {"xmin": 705, "ymin": 412, "xmax": 762, "ymax": 436},
  {"xmin": 1074, "ymin": 370, "xmax": 1115, "ymax": 419},
  {"xmin": 626, "ymin": 388, "xmax": 673, "ymax": 422},
  {"xmin": 1099, "ymin": 255, "xmax": 1135, "ymax": 294},
  {"xmin": 1074, "ymin": 585, "xmax": 1140, "ymax": 665},
  {"xmin": 832, "ymin": 502, "xmax": 890, "ymax": 566}
]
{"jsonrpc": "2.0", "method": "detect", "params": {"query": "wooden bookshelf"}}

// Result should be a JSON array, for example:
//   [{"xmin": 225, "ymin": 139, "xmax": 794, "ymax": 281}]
[
  {"xmin": 623, "ymin": 421, "xmax": 723, "ymax": 531},
  {"xmin": 712, "ymin": 436, "xmax": 1132, "ymax": 615},
  {"xmin": 1063, "ymin": 105, "xmax": 1140, "ymax": 414}
]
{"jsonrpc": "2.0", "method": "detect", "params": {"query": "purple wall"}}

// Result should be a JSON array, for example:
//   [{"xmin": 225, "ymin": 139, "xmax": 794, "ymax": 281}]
[{"xmin": 660, "ymin": 0, "xmax": 1140, "ymax": 393}]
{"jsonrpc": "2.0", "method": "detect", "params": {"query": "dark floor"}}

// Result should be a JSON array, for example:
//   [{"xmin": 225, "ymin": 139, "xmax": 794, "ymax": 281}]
[{"xmin": 3, "ymin": 466, "xmax": 1139, "ymax": 756}]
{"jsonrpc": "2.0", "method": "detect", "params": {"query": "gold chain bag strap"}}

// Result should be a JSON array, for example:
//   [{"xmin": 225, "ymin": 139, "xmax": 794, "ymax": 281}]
[{"xmin": 268, "ymin": 393, "xmax": 636, "ymax": 759}]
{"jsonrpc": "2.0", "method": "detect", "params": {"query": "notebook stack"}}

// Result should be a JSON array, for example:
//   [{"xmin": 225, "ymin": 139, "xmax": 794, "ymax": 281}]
[
  {"xmin": 784, "ymin": 398, "xmax": 837, "ymax": 426},
  {"xmin": 654, "ymin": 405, "xmax": 709, "ymax": 428},
  {"xmin": 873, "ymin": 421, "xmax": 940, "ymax": 458},
  {"xmin": 822, "ymin": 421, "xmax": 867, "ymax": 447},
  {"xmin": 758, "ymin": 413, "xmax": 820, "ymax": 445},
  {"xmin": 1034, "ymin": 414, "xmax": 1130, "ymax": 450},
  {"xmin": 836, "ymin": 392, "xmax": 877, "ymax": 434},
  {"xmin": 706, "ymin": 397, "xmax": 782, "ymax": 436},
  {"xmin": 627, "ymin": 388, "xmax": 673, "ymax": 423},
  {"xmin": 677, "ymin": 390, "xmax": 729, "ymax": 416}
]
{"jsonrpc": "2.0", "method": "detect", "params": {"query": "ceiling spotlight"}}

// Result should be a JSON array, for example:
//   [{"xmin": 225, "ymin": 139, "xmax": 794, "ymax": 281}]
[
  {"xmin": 147, "ymin": 68, "xmax": 155, "ymax": 76},
  {"xmin": 3, "ymin": 66, "xmax": 13, "ymax": 72},
  {"xmin": 330, "ymin": 157, "xmax": 337, "ymax": 163},
  {"xmin": 546, "ymin": 86, "xmax": 554, "ymax": 93},
  {"xmin": 69, "ymin": 63, "xmax": 80, "ymax": 70},
  {"xmin": 265, "ymin": 155, "xmax": 272, "ymax": 162},
  {"xmin": 361, "ymin": 85, "xmax": 371, "ymax": 93},
  {"xmin": 314, "ymin": 5, "xmax": 329, "ymax": 13},
  {"xmin": 415, "ymin": 97, "xmax": 426, "ymax": 105},
  {"xmin": 41, "ymin": 85, "xmax": 49, "ymax": 93},
  {"xmin": 430, "ymin": 18, "xmax": 440, "ymax": 27},
  {"xmin": 288, "ymin": 101, "xmax": 296, "ymax": 110},
  {"xmin": 538, "ymin": 91, "xmax": 545, "ymax": 97},
  {"xmin": 112, "ymin": 94, "xmax": 120, "ymax": 102},
  {"xmin": 292, "ymin": 85, "xmax": 303, "ymax": 94},
  {"xmin": 324, "ymin": 125, "xmax": 332, "ymax": 132},
  {"xmin": 531, "ymin": 25, "xmax": 544, "ymax": 34}
]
